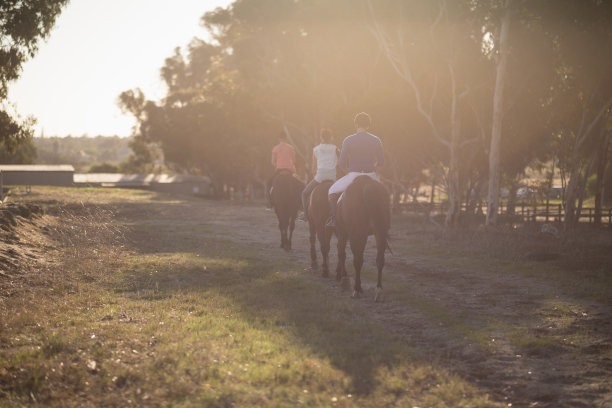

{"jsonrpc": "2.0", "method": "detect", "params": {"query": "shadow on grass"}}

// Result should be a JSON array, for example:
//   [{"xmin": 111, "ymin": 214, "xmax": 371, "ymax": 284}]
[
  {"xmin": 29, "ymin": 192, "xmax": 612, "ymax": 406},
  {"xmin": 118, "ymin": 242, "xmax": 404, "ymax": 396}
]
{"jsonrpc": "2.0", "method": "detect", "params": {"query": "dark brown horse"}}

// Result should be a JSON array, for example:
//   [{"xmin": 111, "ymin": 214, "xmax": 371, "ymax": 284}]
[
  {"xmin": 335, "ymin": 175, "xmax": 391, "ymax": 301},
  {"xmin": 270, "ymin": 170, "xmax": 304, "ymax": 251},
  {"xmin": 307, "ymin": 180, "xmax": 334, "ymax": 276}
]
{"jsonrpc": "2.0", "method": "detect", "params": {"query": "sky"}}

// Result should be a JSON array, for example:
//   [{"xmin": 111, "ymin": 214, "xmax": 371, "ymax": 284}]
[{"xmin": 8, "ymin": 0, "xmax": 233, "ymax": 137}]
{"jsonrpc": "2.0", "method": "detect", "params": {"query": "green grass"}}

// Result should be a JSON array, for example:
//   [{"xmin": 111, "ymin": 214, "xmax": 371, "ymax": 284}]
[{"xmin": 1, "ymin": 187, "xmax": 499, "ymax": 407}]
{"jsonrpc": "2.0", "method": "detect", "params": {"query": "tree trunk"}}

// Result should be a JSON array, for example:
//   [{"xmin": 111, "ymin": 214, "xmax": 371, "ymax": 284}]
[
  {"xmin": 445, "ymin": 122, "xmax": 461, "ymax": 226},
  {"xmin": 465, "ymin": 180, "xmax": 474, "ymax": 215},
  {"xmin": 507, "ymin": 179, "xmax": 519, "ymax": 216},
  {"xmin": 486, "ymin": 0, "xmax": 512, "ymax": 226},
  {"xmin": 594, "ymin": 128, "xmax": 611, "ymax": 226},
  {"xmin": 430, "ymin": 175, "xmax": 436, "ymax": 205},
  {"xmin": 576, "ymin": 156, "xmax": 596, "ymax": 224},
  {"xmin": 564, "ymin": 161, "xmax": 582, "ymax": 229}
]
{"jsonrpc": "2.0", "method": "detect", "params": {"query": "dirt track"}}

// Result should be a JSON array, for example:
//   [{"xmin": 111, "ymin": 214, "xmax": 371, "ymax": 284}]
[
  {"xmin": 113, "ymin": 193, "xmax": 612, "ymax": 407},
  {"xmin": 2, "ymin": 190, "xmax": 611, "ymax": 407},
  {"xmin": 180, "ymin": 199, "xmax": 612, "ymax": 408}
]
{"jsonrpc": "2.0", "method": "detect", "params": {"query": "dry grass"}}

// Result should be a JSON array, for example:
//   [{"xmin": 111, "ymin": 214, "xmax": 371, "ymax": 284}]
[{"xmin": 0, "ymin": 188, "xmax": 500, "ymax": 407}]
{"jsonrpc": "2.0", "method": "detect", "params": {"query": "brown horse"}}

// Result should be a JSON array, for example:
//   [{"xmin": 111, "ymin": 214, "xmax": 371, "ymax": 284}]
[
  {"xmin": 307, "ymin": 180, "xmax": 334, "ymax": 276},
  {"xmin": 270, "ymin": 170, "xmax": 304, "ymax": 251},
  {"xmin": 335, "ymin": 175, "xmax": 391, "ymax": 301}
]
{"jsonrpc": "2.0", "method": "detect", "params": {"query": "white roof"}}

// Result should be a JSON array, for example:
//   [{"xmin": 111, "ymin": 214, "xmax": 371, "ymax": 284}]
[
  {"xmin": 0, "ymin": 164, "xmax": 75, "ymax": 172},
  {"xmin": 73, "ymin": 173, "xmax": 211, "ymax": 186}
]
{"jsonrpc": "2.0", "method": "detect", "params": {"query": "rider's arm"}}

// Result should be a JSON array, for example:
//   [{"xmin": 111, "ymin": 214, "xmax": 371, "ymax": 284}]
[
  {"xmin": 271, "ymin": 149, "xmax": 276, "ymax": 168},
  {"xmin": 375, "ymin": 138, "xmax": 385, "ymax": 169},
  {"xmin": 311, "ymin": 149, "xmax": 317, "ymax": 177},
  {"xmin": 338, "ymin": 139, "xmax": 350, "ymax": 172}
]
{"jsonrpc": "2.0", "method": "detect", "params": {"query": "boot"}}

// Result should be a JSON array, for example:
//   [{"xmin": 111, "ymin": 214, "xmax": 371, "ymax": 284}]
[{"xmin": 326, "ymin": 193, "xmax": 340, "ymax": 228}]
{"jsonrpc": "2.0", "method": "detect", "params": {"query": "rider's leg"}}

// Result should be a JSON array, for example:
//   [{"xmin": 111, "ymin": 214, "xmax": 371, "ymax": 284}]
[
  {"xmin": 301, "ymin": 179, "xmax": 318, "ymax": 220},
  {"xmin": 326, "ymin": 193, "xmax": 340, "ymax": 228},
  {"xmin": 265, "ymin": 171, "xmax": 278, "ymax": 208}
]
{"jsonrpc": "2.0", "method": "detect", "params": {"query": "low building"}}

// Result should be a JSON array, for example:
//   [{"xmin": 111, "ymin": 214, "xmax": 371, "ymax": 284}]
[
  {"xmin": 73, "ymin": 173, "xmax": 211, "ymax": 196},
  {"xmin": 0, "ymin": 165, "xmax": 75, "ymax": 187}
]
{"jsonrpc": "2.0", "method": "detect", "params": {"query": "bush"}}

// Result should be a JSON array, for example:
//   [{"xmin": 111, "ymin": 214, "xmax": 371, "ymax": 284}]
[{"xmin": 88, "ymin": 162, "xmax": 119, "ymax": 173}]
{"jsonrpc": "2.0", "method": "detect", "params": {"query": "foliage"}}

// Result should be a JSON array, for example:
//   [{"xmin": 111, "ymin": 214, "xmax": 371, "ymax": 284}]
[
  {"xmin": 88, "ymin": 162, "xmax": 119, "ymax": 173},
  {"xmin": 0, "ymin": 132, "xmax": 36, "ymax": 163},
  {"xmin": 119, "ymin": 0, "xmax": 612, "ymax": 222},
  {"xmin": 0, "ymin": 0, "xmax": 69, "ymax": 150}
]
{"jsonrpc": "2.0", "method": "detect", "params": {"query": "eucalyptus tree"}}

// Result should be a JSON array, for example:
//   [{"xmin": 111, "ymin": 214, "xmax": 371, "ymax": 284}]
[
  {"xmin": 484, "ymin": 0, "xmax": 512, "ymax": 226},
  {"xmin": 368, "ymin": 0, "xmax": 494, "ymax": 226},
  {"xmin": 199, "ymin": 0, "xmax": 433, "ymax": 188},
  {"xmin": 0, "ymin": 0, "xmax": 69, "ymax": 151},
  {"xmin": 529, "ymin": 0, "xmax": 612, "ymax": 230}
]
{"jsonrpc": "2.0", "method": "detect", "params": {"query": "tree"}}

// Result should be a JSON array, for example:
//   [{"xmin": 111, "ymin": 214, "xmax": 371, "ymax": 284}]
[
  {"xmin": 0, "ymin": 132, "xmax": 37, "ymax": 163},
  {"xmin": 0, "ymin": 0, "xmax": 69, "ymax": 150},
  {"xmin": 533, "ymin": 0, "xmax": 612, "ymax": 230},
  {"xmin": 369, "ymin": 0, "xmax": 494, "ymax": 226},
  {"xmin": 485, "ymin": 0, "xmax": 512, "ymax": 226}
]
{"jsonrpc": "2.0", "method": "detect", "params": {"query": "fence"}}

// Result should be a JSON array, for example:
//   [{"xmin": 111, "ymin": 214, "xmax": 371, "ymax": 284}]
[{"xmin": 396, "ymin": 201, "xmax": 612, "ymax": 225}]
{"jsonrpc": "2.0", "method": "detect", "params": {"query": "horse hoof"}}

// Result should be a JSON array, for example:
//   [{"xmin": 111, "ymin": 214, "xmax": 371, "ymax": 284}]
[
  {"xmin": 321, "ymin": 271, "xmax": 329, "ymax": 278},
  {"xmin": 311, "ymin": 263, "xmax": 319, "ymax": 271},
  {"xmin": 351, "ymin": 290, "xmax": 361, "ymax": 299},
  {"xmin": 374, "ymin": 287, "xmax": 383, "ymax": 302}
]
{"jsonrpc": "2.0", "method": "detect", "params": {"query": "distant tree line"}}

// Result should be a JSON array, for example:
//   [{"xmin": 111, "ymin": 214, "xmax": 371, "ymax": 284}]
[
  {"xmin": 0, "ymin": 135, "xmax": 138, "ymax": 173},
  {"xmin": 34, "ymin": 136, "xmax": 134, "ymax": 172}
]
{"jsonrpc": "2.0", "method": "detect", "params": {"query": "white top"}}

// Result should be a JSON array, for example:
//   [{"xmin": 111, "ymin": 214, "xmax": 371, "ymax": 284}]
[{"xmin": 313, "ymin": 143, "xmax": 337, "ymax": 182}]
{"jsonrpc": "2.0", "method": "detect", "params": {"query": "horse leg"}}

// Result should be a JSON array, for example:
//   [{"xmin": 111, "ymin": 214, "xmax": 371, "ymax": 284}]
[
  {"xmin": 287, "ymin": 215, "xmax": 296, "ymax": 250},
  {"xmin": 374, "ymin": 232, "xmax": 386, "ymax": 302},
  {"xmin": 278, "ymin": 218, "xmax": 286, "ymax": 249},
  {"xmin": 336, "ymin": 231, "xmax": 347, "ymax": 283},
  {"xmin": 309, "ymin": 219, "xmax": 318, "ymax": 270},
  {"xmin": 320, "ymin": 224, "xmax": 332, "ymax": 277},
  {"xmin": 350, "ymin": 235, "xmax": 367, "ymax": 298},
  {"xmin": 316, "ymin": 223, "xmax": 328, "ymax": 277}
]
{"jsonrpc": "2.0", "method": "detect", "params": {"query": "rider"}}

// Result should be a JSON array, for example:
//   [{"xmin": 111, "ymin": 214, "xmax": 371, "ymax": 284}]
[
  {"xmin": 326, "ymin": 112, "xmax": 385, "ymax": 228},
  {"xmin": 300, "ymin": 128, "xmax": 338, "ymax": 221},
  {"xmin": 266, "ymin": 132, "xmax": 297, "ymax": 208}
]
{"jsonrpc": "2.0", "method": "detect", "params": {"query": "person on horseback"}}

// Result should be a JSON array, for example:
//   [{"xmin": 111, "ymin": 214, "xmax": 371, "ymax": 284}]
[
  {"xmin": 266, "ymin": 132, "xmax": 297, "ymax": 209},
  {"xmin": 299, "ymin": 128, "xmax": 338, "ymax": 221},
  {"xmin": 326, "ymin": 112, "xmax": 385, "ymax": 228}
]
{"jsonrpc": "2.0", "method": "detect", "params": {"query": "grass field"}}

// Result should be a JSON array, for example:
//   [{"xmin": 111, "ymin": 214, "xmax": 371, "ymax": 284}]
[{"xmin": 1, "ymin": 187, "xmax": 610, "ymax": 407}]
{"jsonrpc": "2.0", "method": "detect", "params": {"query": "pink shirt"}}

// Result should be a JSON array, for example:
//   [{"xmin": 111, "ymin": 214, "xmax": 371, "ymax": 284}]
[{"xmin": 272, "ymin": 143, "xmax": 296, "ymax": 172}]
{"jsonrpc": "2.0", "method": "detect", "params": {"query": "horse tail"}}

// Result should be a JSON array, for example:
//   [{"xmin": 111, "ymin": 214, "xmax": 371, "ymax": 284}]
[{"xmin": 363, "ymin": 179, "xmax": 392, "ymax": 254}]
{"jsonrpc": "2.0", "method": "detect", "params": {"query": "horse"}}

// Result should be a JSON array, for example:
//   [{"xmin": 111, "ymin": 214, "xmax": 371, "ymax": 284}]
[
  {"xmin": 335, "ymin": 175, "xmax": 391, "ymax": 301},
  {"xmin": 270, "ymin": 170, "xmax": 304, "ymax": 251},
  {"xmin": 307, "ymin": 180, "xmax": 334, "ymax": 276}
]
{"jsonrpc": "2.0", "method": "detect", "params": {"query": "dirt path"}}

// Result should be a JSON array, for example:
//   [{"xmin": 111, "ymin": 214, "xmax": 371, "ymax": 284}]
[{"xmin": 116, "ymin": 196, "xmax": 611, "ymax": 408}]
